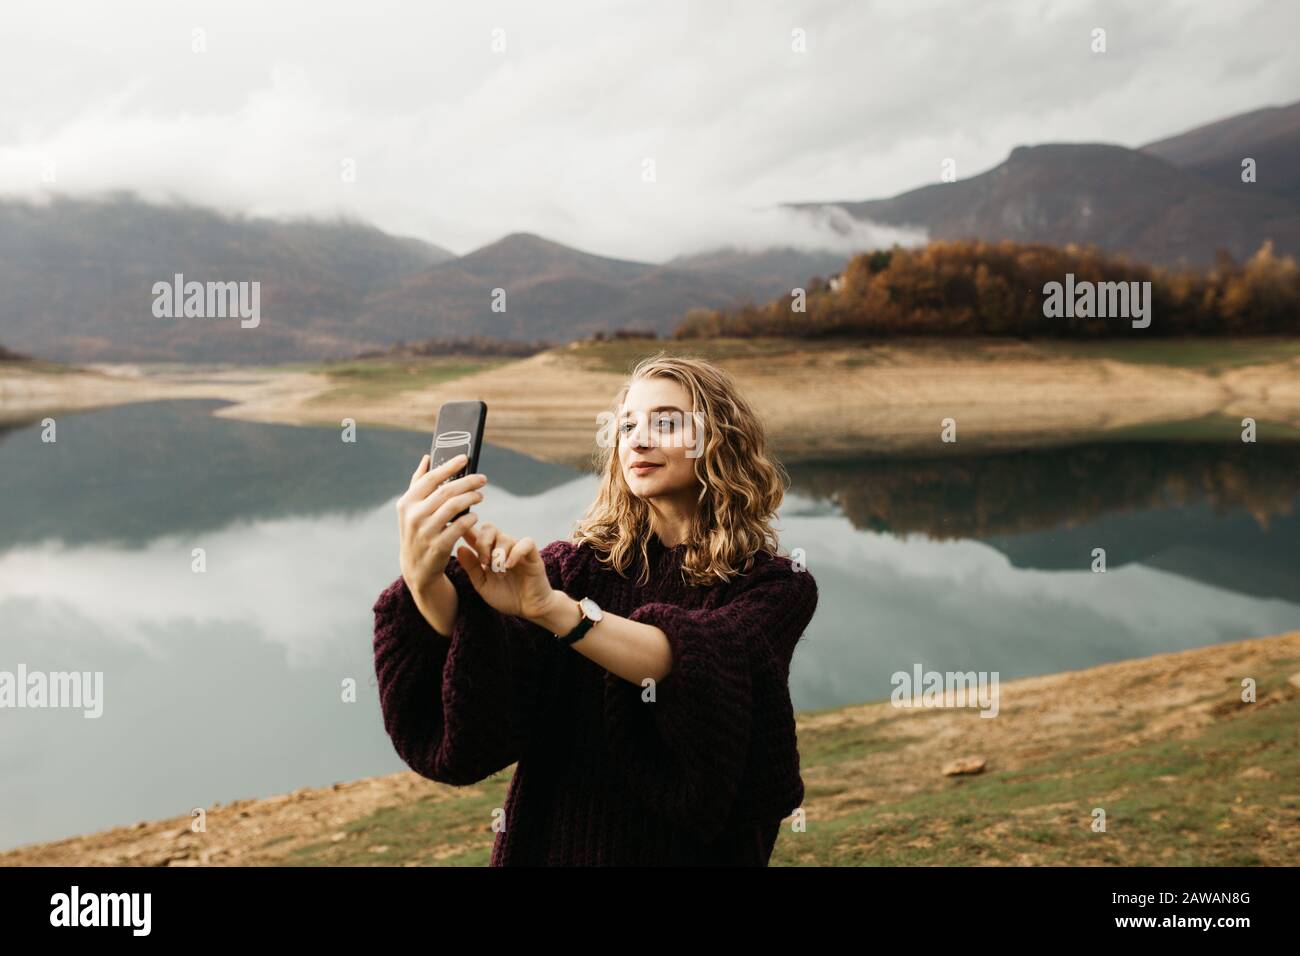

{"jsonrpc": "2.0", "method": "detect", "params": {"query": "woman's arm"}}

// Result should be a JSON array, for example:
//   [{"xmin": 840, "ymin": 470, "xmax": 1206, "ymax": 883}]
[
  {"xmin": 374, "ymin": 454, "xmax": 566, "ymax": 785},
  {"xmin": 372, "ymin": 543, "xmax": 570, "ymax": 786},
  {"xmin": 407, "ymin": 567, "xmax": 459, "ymax": 637},
  {"xmin": 597, "ymin": 558, "xmax": 819, "ymax": 844},
  {"xmin": 527, "ymin": 592, "xmax": 674, "ymax": 685},
  {"xmin": 441, "ymin": 527, "xmax": 673, "ymax": 685}
]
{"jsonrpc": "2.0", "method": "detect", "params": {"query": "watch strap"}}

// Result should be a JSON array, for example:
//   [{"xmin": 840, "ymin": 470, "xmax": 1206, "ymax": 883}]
[{"xmin": 557, "ymin": 596, "xmax": 596, "ymax": 646}]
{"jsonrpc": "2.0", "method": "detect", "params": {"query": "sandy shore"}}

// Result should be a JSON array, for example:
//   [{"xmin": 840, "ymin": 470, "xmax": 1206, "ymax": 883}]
[
  {"xmin": 4, "ymin": 340, "xmax": 1300, "ymax": 467},
  {"xmin": 0, "ymin": 361, "xmax": 329, "ymax": 429},
  {"xmin": 3, "ymin": 629, "xmax": 1296, "ymax": 866}
]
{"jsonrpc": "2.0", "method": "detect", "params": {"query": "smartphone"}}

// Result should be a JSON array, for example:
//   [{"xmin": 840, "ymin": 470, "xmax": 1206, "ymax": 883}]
[{"xmin": 430, "ymin": 400, "xmax": 487, "ymax": 522}]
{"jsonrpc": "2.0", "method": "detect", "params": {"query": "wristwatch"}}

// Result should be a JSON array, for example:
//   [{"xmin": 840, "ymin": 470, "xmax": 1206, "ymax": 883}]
[{"xmin": 556, "ymin": 596, "xmax": 603, "ymax": 646}]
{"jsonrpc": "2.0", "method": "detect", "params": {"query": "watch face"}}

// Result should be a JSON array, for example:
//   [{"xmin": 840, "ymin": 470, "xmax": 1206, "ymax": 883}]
[{"xmin": 580, "ymin": 597, "xmax": 603, "ymax": 622}]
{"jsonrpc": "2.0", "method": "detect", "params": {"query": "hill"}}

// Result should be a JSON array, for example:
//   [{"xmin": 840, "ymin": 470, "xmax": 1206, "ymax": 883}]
[
  {"xmin": 0, "ymin": 203, "xmax": 826, "ymax": 361},
  {"xmin": 354, "ymin": 233, "xmax": 804, "ymax": 343},
  {"xmin": 666, "ymin": 246, "xmax": 849, "ymax": 286},
  {"xmin": 0, "ymin": 193, "xmax": 453, "ymax": 363},
  {"xmin": 6, "ymin": 99, "xmax": 1300, "ymax": 361},
  {"xmin": 784, "ymin": 99, "xmax": 1300, "ymax": 269},
  {"xmin": 674, "ymin": 239, "xmax": 1300, "ymax": 340},
  {"xmin": 788, "ymin": 143, "xmax": 1300, "ymax": 269},
  {"xmin": 1142, "ymin": 100, "xmax": 1300, "ymax": 206}
]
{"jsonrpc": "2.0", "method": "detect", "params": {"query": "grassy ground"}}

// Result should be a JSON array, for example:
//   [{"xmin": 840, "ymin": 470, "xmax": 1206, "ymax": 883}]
[
  {"xmin": 303, "ymin": 356, "xmax": 513, "ymax": 403},
  {"xmin": 274, "ymin": 657, "xmax": 1300, "ymax": 867},
  {"xmin": 283, "ymin": 782, "xmax": 508, "ymax": 866},
  {"xmin": 4, "ymin": 632, "xmax": 1298, "ymax": 867},
  {"xmin": 785, "ymin": 668, "xmax": 1299, "ymax": 866}
]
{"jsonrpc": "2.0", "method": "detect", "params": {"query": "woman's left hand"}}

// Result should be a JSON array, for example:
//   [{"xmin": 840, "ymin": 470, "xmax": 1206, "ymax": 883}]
[{"xmin": 456, "ymin": 522, "xmax": 556, "ymax": 623}]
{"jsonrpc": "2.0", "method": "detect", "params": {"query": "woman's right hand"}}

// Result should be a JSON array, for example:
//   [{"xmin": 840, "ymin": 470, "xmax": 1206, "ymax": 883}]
[{"xmin": 396, "ymin": 453, "xmax": 487, "ymax": 614}]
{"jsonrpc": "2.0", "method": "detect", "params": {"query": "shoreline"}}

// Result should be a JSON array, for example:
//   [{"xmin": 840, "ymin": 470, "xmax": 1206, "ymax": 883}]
[{"xmin": 4, "ymin": 338, "xmax": 1300, "ymax": 467}]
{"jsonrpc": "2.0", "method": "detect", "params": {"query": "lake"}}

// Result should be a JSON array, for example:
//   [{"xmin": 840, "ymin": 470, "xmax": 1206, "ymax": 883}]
[{"xmin": 2, "ymin": 399, "xmax": 1299, "ymax": 851}]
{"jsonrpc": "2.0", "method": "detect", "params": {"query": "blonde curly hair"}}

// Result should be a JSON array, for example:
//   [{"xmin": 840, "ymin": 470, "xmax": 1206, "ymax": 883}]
[{"xmin": 571, "ymin": 352, "xmax": 788, "ymax": 587}]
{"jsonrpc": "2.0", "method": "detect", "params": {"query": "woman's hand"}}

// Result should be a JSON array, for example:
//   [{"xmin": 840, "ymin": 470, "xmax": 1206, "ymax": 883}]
[
  {"xmin": 456, "ymin": 522, "xmax": 557, "ymax": 623},
  {"xmin": 397, "ymin": 453, "xmax": 486, "ymax": 610}
]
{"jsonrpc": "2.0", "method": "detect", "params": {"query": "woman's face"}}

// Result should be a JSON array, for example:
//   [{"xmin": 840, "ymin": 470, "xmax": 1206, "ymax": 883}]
[{"xmin": 617, "ymin": 376, "xmax": 701, "ymax": 501}]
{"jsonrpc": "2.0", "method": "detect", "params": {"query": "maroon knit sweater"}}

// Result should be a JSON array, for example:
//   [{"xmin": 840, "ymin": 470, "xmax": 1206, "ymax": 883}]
[{"xmin": 371, "ymin": 531, "xmax": 818, "ymax": 865}]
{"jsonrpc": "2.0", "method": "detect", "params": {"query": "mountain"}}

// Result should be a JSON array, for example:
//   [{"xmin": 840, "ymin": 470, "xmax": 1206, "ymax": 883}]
[
  {"xmin": 0, "ymin": 193, "xmax": 453, "ymax": 363},
  {"xmin": 9, "ymin": 98, "xmax": 1299, "ymax": 362},
  {"xmin": 1142, "ymin": 100, "xmax": 1300, "ymax": 206},
  {"xmin": 441, "ymin": 232, "xmax": 649, "ymax": 285},
  {"xmin": 353, "ymin": 233, "xmax": 799, "ymax": 343},
  {"xmin": 666, "ymin": 246, "xmax": 850, "ymax": 286},
  {"xmin": 787, "ymin": 100, "xmax": 1300, "ymax": 269},
  {"xmin": 0, "ymin": 201, "xmax": 816, "ymax": 361}
]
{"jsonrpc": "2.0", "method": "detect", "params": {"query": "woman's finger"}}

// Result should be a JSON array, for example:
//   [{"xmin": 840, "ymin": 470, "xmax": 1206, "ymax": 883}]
[
  {"xmin": 417, "ymin": 491, "xmax": 484, "ymax": 541},
  {"xmin": 475, "ymin": 523, "xmax": 498, "ymax": 570},
  {"xmin": 432, "ymin": 511, "xmax": 478, "ymax": 556},
  {"xmin": 408, "ymin": 453, "xmax": 430, "ymax": 488},
  {"xmin": 410, "ymin": 453, "xmax": 472, "ymax": 499},
  {"xmin": 504, "ymin": 536, "xmax": 537, "ymax": 570},
  {"xmin": 398, "ymin": 454, "xmax": 431, "ymax": 508},
  {"xmin": 490, "ymin": 532, "xmax": 516, "ymax": 573},
  {"xmin": 407, "ymin": 479, "xmax": 483, "ymax": 525},
  {"xmin": 405, "ymin": 474, "xmax": 482, "ymax": 524}
]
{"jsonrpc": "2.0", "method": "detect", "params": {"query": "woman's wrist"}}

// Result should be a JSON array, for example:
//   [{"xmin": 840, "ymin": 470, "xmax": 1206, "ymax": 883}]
[
  {"xmin": 529, "ymin": 590, "xmax": 582, "ymax": 636},
  {"xmin": 410, "ymin": 571, "xmax": 456, "ymax": 637}
]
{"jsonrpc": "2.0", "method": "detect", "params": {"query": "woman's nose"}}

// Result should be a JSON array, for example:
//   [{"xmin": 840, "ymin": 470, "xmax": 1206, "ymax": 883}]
[{"xmin": 627, "ymin": 416, "xmax": 653, "ymax": 449}]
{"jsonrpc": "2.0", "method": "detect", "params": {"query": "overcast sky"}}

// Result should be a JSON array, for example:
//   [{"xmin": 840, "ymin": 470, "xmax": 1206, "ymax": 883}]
[{"xmin": 2, "ymin": 0, "xmax": 1297, "ymax": 262}]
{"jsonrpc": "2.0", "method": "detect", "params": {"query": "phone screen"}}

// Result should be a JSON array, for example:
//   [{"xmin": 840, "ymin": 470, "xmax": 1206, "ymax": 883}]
[{"xmin": 430, "ymin": 400, "xmax": 487, "ymax": 520}]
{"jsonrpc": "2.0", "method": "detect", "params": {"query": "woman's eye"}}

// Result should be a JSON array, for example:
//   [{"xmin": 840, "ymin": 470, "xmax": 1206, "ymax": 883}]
[{"xmin": 619, "ymin": 416, "xmax": 675, "ymax": 433}]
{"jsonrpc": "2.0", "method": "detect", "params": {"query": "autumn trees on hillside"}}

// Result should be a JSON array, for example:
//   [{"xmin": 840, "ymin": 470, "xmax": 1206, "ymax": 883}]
[{"xmin": 675, "ymin": 239, "xmax": 1300, "ymax": 339}]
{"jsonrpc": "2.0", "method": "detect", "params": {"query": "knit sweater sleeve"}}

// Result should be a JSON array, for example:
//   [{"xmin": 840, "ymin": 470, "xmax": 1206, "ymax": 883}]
[
  {"xmin": 602, "ymin": 555, "xmax": 818, "ymax": 844},
  {"xmin": 371, "ymin": 541, "xmax": 571, "ymax": 786}
]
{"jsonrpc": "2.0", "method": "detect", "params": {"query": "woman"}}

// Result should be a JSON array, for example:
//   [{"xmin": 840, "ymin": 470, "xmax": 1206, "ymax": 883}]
[{"xmin": 372, "ymin": 354, "xmax": 818, "ymax": 865}]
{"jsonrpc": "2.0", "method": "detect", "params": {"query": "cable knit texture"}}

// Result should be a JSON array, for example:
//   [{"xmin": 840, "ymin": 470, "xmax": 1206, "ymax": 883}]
[{"xmin": 372, "ymin": 531, "xmax": 818, "ymax": 865}]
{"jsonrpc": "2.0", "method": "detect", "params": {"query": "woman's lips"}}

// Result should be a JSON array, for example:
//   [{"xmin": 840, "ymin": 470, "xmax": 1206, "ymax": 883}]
[{"xmin": 631, "ymin": 463, "xmax": 662, "ymax": 475}]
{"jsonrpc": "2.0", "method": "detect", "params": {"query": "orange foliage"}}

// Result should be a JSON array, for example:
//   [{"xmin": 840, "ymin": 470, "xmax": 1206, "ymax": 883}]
[{"xmin": 674, "ymin": 239, "xmax": 1300, "ymax": 339}]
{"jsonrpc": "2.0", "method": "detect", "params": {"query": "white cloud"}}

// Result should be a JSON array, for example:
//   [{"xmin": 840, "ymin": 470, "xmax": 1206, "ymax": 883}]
[{"xmin": 0, "ymin": 0, "xmax": 1296, "ymax": 260}]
